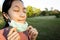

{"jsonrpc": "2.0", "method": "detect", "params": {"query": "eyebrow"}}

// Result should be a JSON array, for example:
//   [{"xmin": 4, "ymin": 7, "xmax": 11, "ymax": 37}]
[{"xmin": 13, "ymin": 5, "xmax": 26, "ymax": 10}]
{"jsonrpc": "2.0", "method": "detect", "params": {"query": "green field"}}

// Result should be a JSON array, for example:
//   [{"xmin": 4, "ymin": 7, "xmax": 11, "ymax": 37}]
[
  {"xmin": 0, "ymin": 16, "xmax": 60, "ymax": 40},
  {"xmin": 27, "ymin": 16, "xmax": 60, "ymax": 40}
]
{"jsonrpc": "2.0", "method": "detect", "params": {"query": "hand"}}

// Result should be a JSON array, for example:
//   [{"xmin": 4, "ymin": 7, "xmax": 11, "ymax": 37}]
[
  {"xmin": 7, "ymin": 27, "xmax": 20, "ymax": 40},
  {"xmin": 27, "ymin": 26, "xmax": 38, "ymax": 40}
]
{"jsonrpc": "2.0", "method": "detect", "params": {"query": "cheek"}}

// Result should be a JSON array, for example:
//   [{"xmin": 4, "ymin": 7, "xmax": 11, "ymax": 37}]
[
  {"xmin": 23, "ymin": 14, "xmax": 27, "ymax": 20},
  {"xmin": 25, "ymin": 14, "xmax": 27, "ymax": 18},
  {"xmin": 8, "ymin": 12, "xmax": 18, "ymax": 20},
  {"xmin": 14, "ymin": 14, "xmax": 27, "ymax": 20}
]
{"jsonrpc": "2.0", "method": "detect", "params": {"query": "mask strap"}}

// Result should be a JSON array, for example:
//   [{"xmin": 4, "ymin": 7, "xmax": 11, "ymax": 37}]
[{"xmin": 8, "ymin": 19, "xmax": 11, "ymax": 22}]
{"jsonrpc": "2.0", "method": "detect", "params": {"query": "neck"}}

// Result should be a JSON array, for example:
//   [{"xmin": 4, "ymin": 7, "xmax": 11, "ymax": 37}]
[{"xmin": 16, "ymin": 20, "xmax": 26, "ymax": 24}]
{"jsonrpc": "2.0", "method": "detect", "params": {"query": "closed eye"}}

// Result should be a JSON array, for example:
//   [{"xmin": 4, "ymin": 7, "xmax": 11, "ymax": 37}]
[
  {"xmin": 13, "ymin": 5, "xmax": 20, "ymax": 12},
  {"xmin": 13, "ymin": 9, "xmax": 20, "ymax": 12}
]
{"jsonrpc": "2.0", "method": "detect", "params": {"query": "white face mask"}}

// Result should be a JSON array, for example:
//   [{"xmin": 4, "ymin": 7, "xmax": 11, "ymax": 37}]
[{"xmin": 8, "ymin": 20, "xmax": 28, "ymax": 32}]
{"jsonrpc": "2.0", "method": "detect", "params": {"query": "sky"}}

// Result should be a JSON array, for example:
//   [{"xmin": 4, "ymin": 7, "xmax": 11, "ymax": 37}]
[{"xmin": 0, "ymin": 0, "xmax": 60, "ymax": 11}]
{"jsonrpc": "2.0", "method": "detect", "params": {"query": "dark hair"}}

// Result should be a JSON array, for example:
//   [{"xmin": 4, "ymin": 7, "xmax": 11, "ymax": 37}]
[{"xmin": 2, "ymin": 0, "xmax": 23, "ymax": 28}]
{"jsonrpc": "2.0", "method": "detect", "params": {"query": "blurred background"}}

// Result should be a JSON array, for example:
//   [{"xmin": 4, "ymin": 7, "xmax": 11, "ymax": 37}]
[{"xmin": 0, "ymin": 0, "xmax": 60, "ymax": 40}]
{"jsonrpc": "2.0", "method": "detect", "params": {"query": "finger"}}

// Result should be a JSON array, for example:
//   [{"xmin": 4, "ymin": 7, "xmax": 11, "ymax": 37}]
[
  {"xmin": 8, "ymin": 27, "xmax": 17, "ymax": 36},
  {"xmin": 28, "ymin": 29, "xmax": 32, "ymax": 34},
  {"xmin": 11, "ymin": 33, "xmax": 19, "ymax": 40},
  {"xmin": 27, "ymin": 26, "xmax": 33, "ymax": 32},
  {"xmin": 30, "ymin": 29, "xmax": 34, "ymax": 36},
  {"xmin": 15, "ymin": 36, "xmax": 20, "ymax": 40},
  {"xmin": 33, "ymin": 28, "xmax": 38, "ymax": 35},
  {"xmin": 32, "ymin": 28, "xmax": 38, "ymax": 37},
  {"xmin": 28, "ymin": 29, "xmax": 33, "ymax": 35},
  {"xmin": 29, "ymin": 28, "xmax": 38, "ymax": 37},
  {"xmin": 27, "ymin": 26, "xmax": 33, "ymax": 30},
  {"xmin": 28, "ymin": 28, "xmax": 36, "ymax": 35},
  {"xmin": 7, "ymin": 32, "xmax": 17, "ymax": 40}
]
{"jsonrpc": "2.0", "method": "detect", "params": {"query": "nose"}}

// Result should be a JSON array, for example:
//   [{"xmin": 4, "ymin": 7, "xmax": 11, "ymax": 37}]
[
  {"xmin": 20, "ymin": 12, "xmax": 25, "ymax": 17},
  {"xmin": 20, "ymin": 13, "xmax": 24, "ymax": 16}
]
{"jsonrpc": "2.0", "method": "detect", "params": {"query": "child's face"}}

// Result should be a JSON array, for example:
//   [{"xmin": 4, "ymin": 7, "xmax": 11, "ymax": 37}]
[{"xmin": 8, "ymin": 0, "xmax": 26, "ymax": 23}]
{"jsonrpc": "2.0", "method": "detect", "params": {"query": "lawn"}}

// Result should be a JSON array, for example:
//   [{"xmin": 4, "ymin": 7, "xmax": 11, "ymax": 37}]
[
  {"xmin": 27, "ymin": 16, "xmax": 60, "ymax": 40},
  {"xmin": 0, "ymin": 16, "xmax": 60, "ymax": 40}
]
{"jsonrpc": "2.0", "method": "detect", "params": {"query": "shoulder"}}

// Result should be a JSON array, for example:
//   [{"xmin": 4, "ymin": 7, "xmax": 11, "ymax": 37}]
[
  {"xmin": 0, "ymin": 28, "xmax": 4, "ymax": 34},
  {"xmin": 0, "ymin": 34, "xmax": 6, "ymax": 40},
  {"xmin": 0, "ymin": 27, "xmax": 9, "ymax": 40},
  {"xmin": 0, "ymin": 27, "xmax": 9, "ymax": 34}
]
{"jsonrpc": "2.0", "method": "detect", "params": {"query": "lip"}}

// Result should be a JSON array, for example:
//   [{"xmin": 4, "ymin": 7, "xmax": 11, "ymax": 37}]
[
  {"xmin": 21, "ymin": 16, "xmax": 25, "ymax": 18},
  {"xmin": 18, "ymin": 18, "xmax": 25, "ymax": 21}
]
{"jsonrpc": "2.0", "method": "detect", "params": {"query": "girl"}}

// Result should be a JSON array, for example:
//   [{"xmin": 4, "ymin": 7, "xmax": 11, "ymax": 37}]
[{"xmin": 0, "ymin": 0, "xmax": 38, "ymax": 40}]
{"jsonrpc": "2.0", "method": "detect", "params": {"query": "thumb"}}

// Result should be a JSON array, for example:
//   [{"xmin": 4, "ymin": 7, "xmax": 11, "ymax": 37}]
[
  {"xmin": 27, "ymin": 26, "xmax": 33, "ymax": 31},
  {"xmin": 8, "ymin": 27, "xmax": 17, "ymax": 36}
]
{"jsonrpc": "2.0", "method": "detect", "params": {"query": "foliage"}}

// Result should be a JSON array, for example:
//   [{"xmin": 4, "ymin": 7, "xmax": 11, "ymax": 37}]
[
  {"xmin": 52, "ymin": 9, "xmax": 60, "ymax": 18},
  {"xmin": 26, "ymin": 6, "xmax": 34, "ymax": 17},
  {"xmin": 0, "ymin": 18, "xmax": 5, "ymax": 29},
  {"xmin": 33, "ymin": 8, "xmax": 41, "ymax": 16},
  {"xmin": 0, "ymin": 11, "xmax": 2, "ymax": 16},
  {"xmin": 40, "ymin": 11, "xmax": 46, "ymax": 16},
  {"xmin": 26, "ymin": 6, "xmax": 41, "ymax": 17}
]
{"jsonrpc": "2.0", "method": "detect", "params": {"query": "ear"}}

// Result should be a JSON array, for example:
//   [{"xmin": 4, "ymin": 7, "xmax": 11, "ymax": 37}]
[{"xmin": 2, "ymin": 12, "xmax": 9, "ymax": 20}]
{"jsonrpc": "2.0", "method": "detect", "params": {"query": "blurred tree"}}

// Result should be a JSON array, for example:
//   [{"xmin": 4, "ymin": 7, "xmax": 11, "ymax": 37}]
[
  {"xmin": 40, "ymin": 11, "xmax": 46, "ymax": 16},
  {"xmin": 33, "ymin": 7, "xmax": 41, "ymax": 16},
  {"xmin": 52, "ymin": 9, "xmax": 60, "ymax": 18},
  {"xmin": 26, "ymin": 6, "xmax": 41, "ymax": 17},
  {"xmin": 45, "ymin": 8, "xmax": 49, "ymax": 16},
  {"xmin": 0, "ymin": 11, "xmax": 2, "ymax": 17},
  {"xmin": 26, "ymin": 6, "xmax": 33, "ymax": 17}
]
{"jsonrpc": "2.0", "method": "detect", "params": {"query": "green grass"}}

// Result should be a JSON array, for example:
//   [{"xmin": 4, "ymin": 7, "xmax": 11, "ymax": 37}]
[
  {"xmin": 0, "ymin": 16, "xmax": 60, "ymax": 40},
  {"xmin": 27, "ymin": 16, "xmax": 60, "ymax": 40}
]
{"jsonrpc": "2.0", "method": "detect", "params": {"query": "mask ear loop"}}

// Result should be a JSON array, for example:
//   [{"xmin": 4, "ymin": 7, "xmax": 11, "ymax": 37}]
[
  {"xmin": 7, "ymin": 15, "xmax": 11, "ymax": 22},
  {"xmin": 7, "ymin": 18, "xmax": 12, "ymax": 28},
  {"xmin": 8, "ymin": 18, "xmax": 11, "ymax": 22}
]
